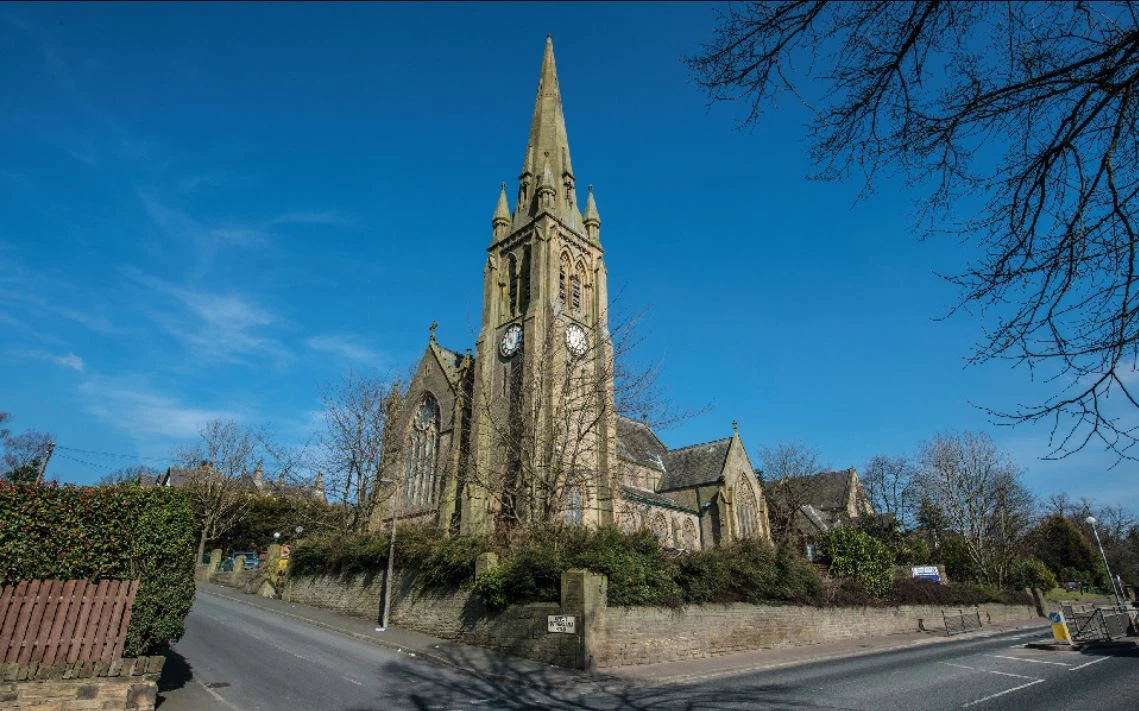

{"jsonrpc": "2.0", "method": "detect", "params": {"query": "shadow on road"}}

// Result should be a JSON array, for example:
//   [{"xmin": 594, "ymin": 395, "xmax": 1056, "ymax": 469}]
[
  {"xmin": 340, "ymin": 645, "xmax": 826, "ymax": 711},
  {"xmin": 155, "ymin": 647, "xmax": 194, "ymax": 708}
]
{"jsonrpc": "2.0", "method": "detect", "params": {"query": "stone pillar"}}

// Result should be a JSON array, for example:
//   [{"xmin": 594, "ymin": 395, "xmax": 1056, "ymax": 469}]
[
  {"xmin": 475, "ymin": 552, "xmax": 499, "ymax": 577},
  {"xmin": 560, "ymin": 569, "xmax": 607, "ymax": 670},
  {"xmin": 207, "ymin": 549, "xmax": 223, "ymax": 582}
]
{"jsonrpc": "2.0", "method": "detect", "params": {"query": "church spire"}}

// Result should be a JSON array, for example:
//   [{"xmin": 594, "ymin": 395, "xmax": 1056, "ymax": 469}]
[
  {"xmin": 583, "ymin": 184, "xmax": 601, "ymax": 242},
  {"xmin": 514, "ymin": 35, "xmax": 582, "ymax": 231}
]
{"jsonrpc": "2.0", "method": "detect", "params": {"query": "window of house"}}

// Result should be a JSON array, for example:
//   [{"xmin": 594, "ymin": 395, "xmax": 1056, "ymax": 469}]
[
  {"xmin": 508, "ymin": 254, "xmax": 519, "ymax": 315},
  {"xmin": 404, "ymin": 396, "xmax": 440, "ymax": 506}
]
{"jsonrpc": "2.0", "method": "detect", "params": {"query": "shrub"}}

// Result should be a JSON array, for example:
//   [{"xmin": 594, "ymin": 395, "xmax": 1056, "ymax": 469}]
[
  {"xmin": 472, "ymin": 566, "xmax": 508, "ymax": 610},
  {"xmin": 1011, "ymin": 558, "xmax": 1058, "ymax": 591},
  {"xmin": 0, "ymin": 482, "xmax": 196, "ymax": 656},
  {"xmin": 819, "ymin": 526, "xmax": 895, "ymax": 597}
]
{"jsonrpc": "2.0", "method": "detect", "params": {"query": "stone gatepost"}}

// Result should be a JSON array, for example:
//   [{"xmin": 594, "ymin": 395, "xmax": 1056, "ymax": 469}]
[
  {"xmin": 207, "ymin": 548, "xmax": 223, "ymax": 582},
  {"xmin": 560, "ymin": 569, "xmax": 607, "ymax": 671}
]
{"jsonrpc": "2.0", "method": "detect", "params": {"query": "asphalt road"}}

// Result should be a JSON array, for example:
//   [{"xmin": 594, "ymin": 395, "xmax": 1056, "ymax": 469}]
[{"xmin": 161, "ymin": 593, "xmax": 1138, "ymax": 711}]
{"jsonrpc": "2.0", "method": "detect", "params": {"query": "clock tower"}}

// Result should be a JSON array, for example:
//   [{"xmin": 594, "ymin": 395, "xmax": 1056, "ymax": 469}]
[{"xmin": 462, "ymin": 36, "xmax": 617, "ymax": 535}]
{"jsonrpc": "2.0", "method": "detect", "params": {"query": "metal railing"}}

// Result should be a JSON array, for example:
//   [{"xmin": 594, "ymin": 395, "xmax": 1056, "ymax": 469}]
[{"xmin": 943, "ymin": 607, "xmax": 983, "ymax": 636}]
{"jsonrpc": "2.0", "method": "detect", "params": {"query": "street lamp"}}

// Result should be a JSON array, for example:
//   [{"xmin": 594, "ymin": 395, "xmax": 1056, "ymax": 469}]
[
  {"xmin": 1085, "ymin": 516, "xmax": 1124, "ymax": 608},
  {"xmin": 377, "ymin": 478, "xmax": 400, "ymax": 631}
]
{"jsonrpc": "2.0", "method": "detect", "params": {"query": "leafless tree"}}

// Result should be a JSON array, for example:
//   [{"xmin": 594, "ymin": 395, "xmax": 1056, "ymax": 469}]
[
  {"xmin": 757, "ymin": 441, "xmax": 821, "ymax": 544},
  {"xmin": 915, "ymin": 431, "xmax": 1035, "ymax": 585},
  {"xmin": 464, "ymin": 307, "xmax": 691, "ymax": 533},
  {"xmin": 861, "ymin": 454, "xmax": 918, "ymax": 529},
  {"xmin": 319, "ymin": 371, "xmax": 406, "ymax": 533},
  {"xmin": 0, "ymin": 411, "xmax": 53, "ymax": 482},
  {"xmin": 174, "ymin": 419, "xmax": 260, "ymax": 562},
  {"xmin": 688, "ymin": 2, "xmax": 1139, "ymax": 460},
  {"xmin": 97, "ymin": 464, "xmax": 160, "ymax": 486}
]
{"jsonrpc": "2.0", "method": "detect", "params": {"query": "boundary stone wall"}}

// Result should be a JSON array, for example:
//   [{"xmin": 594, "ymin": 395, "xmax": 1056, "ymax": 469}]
[
  {"xmin": 280, "ymin": 571, "xmax": 1039, "ymax": 671},
  {"xmin": 593, "ymin": 602, "xmax": 1038, "ymax": 668},
  {"xmin": 0, "ymin": 656, "xmax": 164, "ymax": 710}
]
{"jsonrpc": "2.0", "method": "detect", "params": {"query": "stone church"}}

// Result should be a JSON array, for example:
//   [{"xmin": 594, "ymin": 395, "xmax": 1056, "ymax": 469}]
[{"xmin": 372, "ymin": 37, "xmax": 771, "ymax": 549}]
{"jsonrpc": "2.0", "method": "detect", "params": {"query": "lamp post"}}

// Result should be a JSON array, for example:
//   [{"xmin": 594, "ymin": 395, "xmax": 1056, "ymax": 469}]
[
  {"xmin": 1085, "ymin": 516, "xmax": 1123, "ymax": 608},
  {"xmin": 378, "ymin": 478, "xmax": 399, "ymax": 631}
]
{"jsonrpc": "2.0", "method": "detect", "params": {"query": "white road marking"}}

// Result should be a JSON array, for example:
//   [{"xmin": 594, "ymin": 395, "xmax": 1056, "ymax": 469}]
[
  {"xmin": 990, "ymin": 654, "xmax": 1071, "ymax": 666},
  {"xmin": 939, "ymin": 662, "xmax": 1034, "ymax": 680},
  {"xmin": 961, "ymin": 678, "xmax": 1046, "ymax": 707},
  {"xmin": 1070, "ymin": 656, "xmax": 1111, "ymax": 671}
]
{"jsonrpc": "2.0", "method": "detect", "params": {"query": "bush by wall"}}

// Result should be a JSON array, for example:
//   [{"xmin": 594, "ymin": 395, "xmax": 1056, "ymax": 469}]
[
  {"xmin": 0, "ymin": 482, "xmax": 197, "ymax": 656},
  {"xmin": 819, "ymin": 526, "xmax": 895, "ymax": 597}
]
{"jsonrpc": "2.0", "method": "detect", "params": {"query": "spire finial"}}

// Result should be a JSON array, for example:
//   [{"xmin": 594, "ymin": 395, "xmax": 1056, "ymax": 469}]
[
  {"xmin": 492, "ymin": 182, "xmax": 511, "ymax": 237},
  {"xmin": 583, "ymin": 184, "xmax": 601, "ymax": 242},
  {"xmin": 428, "ymin": 320, "xmax": 438, "ymax": 341},
  {"xmin": 732, "ymin": 420, "xmax": 739, "ymax": 435}
]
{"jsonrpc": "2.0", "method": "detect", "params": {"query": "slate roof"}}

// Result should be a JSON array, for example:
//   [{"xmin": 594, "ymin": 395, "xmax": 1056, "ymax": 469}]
[
  {"xmin": 659, "ymin": 438, "xmax": 732, "ymax": 491},
  {"xmin": 794, "ymin": 470, "xmax": 855, "ymax": 512},
  {"xmin": 618, "ymin": 484, "xmax": 698, "ymax": 514},
  {"xmin": 615, "ymin": 416, "xmax": 668, "ymax": 472}
]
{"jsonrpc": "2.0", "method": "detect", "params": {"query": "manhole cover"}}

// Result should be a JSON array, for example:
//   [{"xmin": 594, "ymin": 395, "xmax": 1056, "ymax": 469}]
[{"xmin": 205, "ymin": 682, "xmax": 230, "ymax": 689}]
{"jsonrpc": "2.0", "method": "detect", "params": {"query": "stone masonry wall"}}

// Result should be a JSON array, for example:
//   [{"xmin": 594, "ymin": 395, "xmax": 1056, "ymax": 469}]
[
  {"xmin": 283, "ymin": 570, "xmax": 595, "ymax": 669},
  {"xmin": 282, "ymin": 572, "xmax": 1038, "ymax": 671},
  {"xmin": 0, "ymin": 656, "xmax": 164, "ymax": 710},
  {"xmin": 593, "ymin": 602, "xmax": 1039, "ymax": 668}
]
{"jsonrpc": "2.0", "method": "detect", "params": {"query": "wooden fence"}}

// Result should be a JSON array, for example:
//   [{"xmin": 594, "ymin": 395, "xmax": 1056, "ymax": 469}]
[{"xmin": 0, "ymin": 579, "xmax": 139, "ymax": 664}]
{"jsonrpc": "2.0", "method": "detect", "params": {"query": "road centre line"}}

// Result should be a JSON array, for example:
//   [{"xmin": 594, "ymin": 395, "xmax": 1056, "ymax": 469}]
[
  {"xmin": 990, "ymin": 655, "xmax": 1071, "ymax": 666},
  {"xmin": 1070, "ymin": 656, "xmax": 1111, "ymax": 671},
  {"xmin": 961, "ymin": 679, "xmax": 1046, "ymax": 708}
]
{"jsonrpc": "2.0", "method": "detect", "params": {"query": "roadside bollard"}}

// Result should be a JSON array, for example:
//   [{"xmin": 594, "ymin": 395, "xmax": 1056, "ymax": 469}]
[{"xmin": 1049, "ymin": 611, "xmax": 1072, "ymax": 644}]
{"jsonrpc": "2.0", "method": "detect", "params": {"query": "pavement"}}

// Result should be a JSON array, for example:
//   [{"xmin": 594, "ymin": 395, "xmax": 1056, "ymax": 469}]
[{"xmin": 197, "ymin": 582, "xmax": 1050, "ymax": 687}]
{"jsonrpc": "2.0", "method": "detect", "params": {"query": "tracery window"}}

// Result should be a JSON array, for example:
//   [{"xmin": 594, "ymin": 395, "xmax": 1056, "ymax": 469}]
[
  {"xmin": 565, "ymin": 483, "xmax": 584, "ymax": 526},
  {"xmin": 651, "ymin": 512, "xmax": 670, "ymax": 545},
  {"xmin": 736, "ymin": 483, "xmax": 758, "ymax": 538},
  {"xmin": 682, "ymin": 519, "xmax": 698, "ymax": 550},
  {"xmin": 570, "ymin": 274, "xmax": 581, "ymax": 312},
  {"xmin": 403, "ymin": 396, "xmax": 440, "ymax": 506}
]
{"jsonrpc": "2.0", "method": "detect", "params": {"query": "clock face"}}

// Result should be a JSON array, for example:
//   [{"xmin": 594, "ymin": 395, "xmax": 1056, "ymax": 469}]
[
  {"xmin": 500, "ymin": 324, "xmax": 523, "ymax": 357},
  {"xmin": 565, "ymin": 323, "xmax": 588, "ymax": 357}
]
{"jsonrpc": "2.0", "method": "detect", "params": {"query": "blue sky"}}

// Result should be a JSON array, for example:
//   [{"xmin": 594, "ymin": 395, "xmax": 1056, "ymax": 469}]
[{"xmin": 1, "ymin": 2, "xmax": 1134, "ymax": 511}]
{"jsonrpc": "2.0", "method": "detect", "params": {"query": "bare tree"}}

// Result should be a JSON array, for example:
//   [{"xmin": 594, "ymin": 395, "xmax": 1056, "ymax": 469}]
[
  {"xmin": 756, "ymin": 441, "xmax": 821, "ymax": 544},
  {"xmin": 319, "ymin": 371, "xmax": 405, "ymax": 533},
  {"xmin": 0, "ymin": 411, "xmax": 53, "ymax": 482},
  {"xmin": 97, "ymin": 464, "xmax": 160, "ymax": 486},
  {"xmin": 175, "ymin": 419, "xmax": 259, "ymax": 562},
  {"xmin": 688, "ymin": 2, "xmax": 1139, "ymax": 459},
  {"xmin": 463, "ymin": 307, "xmax": 689, "ymax": 532},
  {"xmin": 861, "ymin": 454, "xmax": 918, "ymax": 529},
  {"xmin": 915, "ymin": 431, "xmax": 1034, "ymax": 585}
]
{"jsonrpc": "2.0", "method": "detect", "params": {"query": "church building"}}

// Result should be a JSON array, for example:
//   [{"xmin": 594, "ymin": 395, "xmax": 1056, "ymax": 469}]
[{"xmin": 372, "ymin": 37, "xmax": 771, "ymax": 549}]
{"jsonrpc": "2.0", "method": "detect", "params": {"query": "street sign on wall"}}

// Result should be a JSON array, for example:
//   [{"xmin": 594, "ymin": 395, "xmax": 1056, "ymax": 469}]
[
  {"xmin": 547, "ymin": 615, "xmax": 576, "ymax": 633},
  {"xmin": 911, "ymin": 565, "xmax": 941, "ymax": 582}
]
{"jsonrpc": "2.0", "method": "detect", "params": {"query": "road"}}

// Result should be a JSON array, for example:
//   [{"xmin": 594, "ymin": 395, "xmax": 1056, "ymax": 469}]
[{"xmin": 161, "ymin": 592, "xmax": 1138, "ymax": 710}]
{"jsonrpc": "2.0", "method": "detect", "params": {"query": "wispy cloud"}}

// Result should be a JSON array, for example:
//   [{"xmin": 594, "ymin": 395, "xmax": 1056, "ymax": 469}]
[
  {"xmin": 79, "ymin": 375, "xmax": 242, "ymax": 440},
  {"xmin": 8, "ymin": 348, "xmax": 86, "ymax": 372},
  {"xmin": 270, "ymin": 210, "xmax": 355, "ymax": 228},
  {"xmin": 306, "ymin": 334, "xmax": 385, "ymax": 365},
  {"xmin": 124, "ymin": 267, "xmax": 284, "ymax": 364}
]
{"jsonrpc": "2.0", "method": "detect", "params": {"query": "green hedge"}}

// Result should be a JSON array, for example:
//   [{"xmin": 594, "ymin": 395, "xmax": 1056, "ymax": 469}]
[
  {"xmin": 819, "ymin": 527, "xmax": 895, "ymax": 597},
  {"xmin": 291, "ymin": 525, "xmax": 824, "ymax": 608},
  {"xmin": 0, "ymin": 482, "xmax": 197, "ymax": 656}
]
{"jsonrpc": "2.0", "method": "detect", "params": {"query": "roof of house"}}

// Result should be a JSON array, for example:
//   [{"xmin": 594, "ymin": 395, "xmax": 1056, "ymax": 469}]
[
  {"xmin": 794, "ymin": 470, "xmax": 856, "ymax": 512},
  {"xmin": 429, "ymin": 340, "xmax": 469, "ymax": 387}
]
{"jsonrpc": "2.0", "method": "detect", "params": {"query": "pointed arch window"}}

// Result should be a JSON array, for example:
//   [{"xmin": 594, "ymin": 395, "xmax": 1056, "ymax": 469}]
[
  {"xmin": 404, "ymin": 396, "xmax": 440, "ymax": 506},
  {"xmin": 736, "ymin": 483, "xmax": 758, "ymax": 538},
  {"xmin": 571, "ymin": 262, "xmax": 584, "ymax": 313},
  {"xmin": 564, "ymin": 483, "xmax": 584, "ymax": 526}
]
